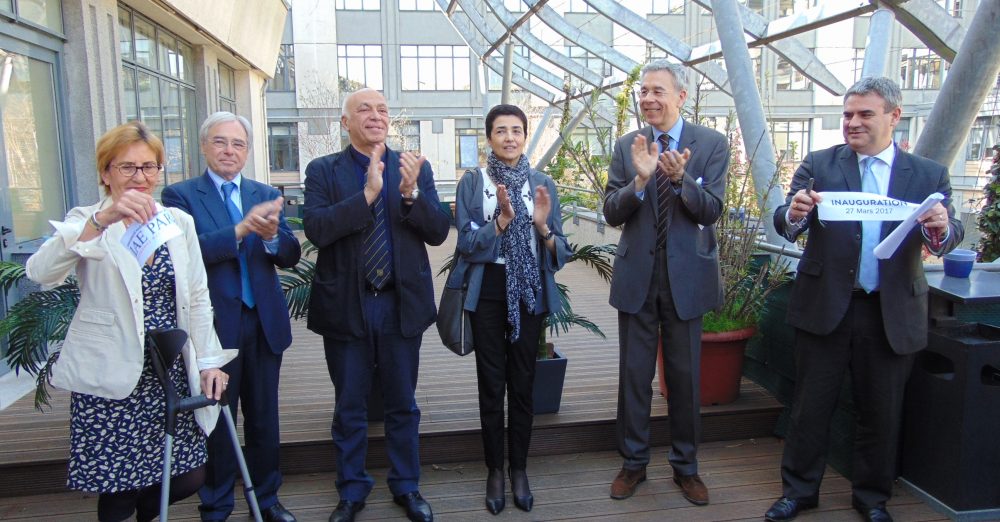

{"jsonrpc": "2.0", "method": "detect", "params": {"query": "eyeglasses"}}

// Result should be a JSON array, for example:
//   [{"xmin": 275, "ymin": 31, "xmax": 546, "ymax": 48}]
[
  {"xmin": 209, "ymin": 137, "xmax": 248, "ymax": 151},
  {"xmin": 111, "ymin": 163, "xmax": 163, "ymax": 177}
]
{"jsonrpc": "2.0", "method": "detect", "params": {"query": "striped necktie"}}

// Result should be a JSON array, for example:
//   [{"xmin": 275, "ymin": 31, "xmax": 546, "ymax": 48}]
[
  {"xmin": 221, "ymin": 181, "xmax": 255, "ymax": 308},
  {"xmin": 858, "ymin": 157, "xmax": 880, "ymax": 292},
  {"xmin": 655, "ymin": 133, "xmax": 673, "ymax": 249},
  {"xmin": 363, "ymin": 193, "xmax": 392, "ymax": 290}
]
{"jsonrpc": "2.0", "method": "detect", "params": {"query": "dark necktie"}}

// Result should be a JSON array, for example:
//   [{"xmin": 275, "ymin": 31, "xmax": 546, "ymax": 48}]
[
  {"xmin": 655, "ymin": 133, "xmax": 673, "ymax": 249},
  {"xmin": 363, "ymin": 192, "xmax": 392, "ymax": 290},
  {"xmin": 222, "ymin": 181, "xmax": 255, "ymax": 308}
]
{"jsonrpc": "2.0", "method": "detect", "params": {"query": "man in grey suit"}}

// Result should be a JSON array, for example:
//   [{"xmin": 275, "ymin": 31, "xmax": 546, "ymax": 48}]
[
  {"xmin": 603, "ymin": 60, "xmax": 729, "ymax": 506},
  {"xmin": 764, "ymin": 77, "xmax": 962, "ymax": 522}
]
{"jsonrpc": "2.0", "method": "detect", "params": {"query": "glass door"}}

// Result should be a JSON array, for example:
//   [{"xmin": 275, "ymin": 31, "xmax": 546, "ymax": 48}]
[{"xmin": 0, "ymin": 39, "xmax": 67, "ymax": 377}]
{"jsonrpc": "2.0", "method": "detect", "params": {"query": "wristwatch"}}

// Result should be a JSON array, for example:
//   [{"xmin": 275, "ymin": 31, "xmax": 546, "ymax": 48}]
[
  {"xmin": 402, "ymin": 188, "xmax": 420, "ymax": 202},
  {"xmin": 541, "ymin": 227, "xmax": 554, "ymax": 241}
]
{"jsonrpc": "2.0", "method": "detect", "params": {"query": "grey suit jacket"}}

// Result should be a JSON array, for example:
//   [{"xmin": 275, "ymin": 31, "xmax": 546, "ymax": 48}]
[
  {"xmin": 603, "ymin": 121, "xmax": 729, "ymax": 319},
  {"xmin": 773, "ymin": 144, "xmax": 963, "ymax": 354},
  {"xmin": 447, "ymin": 167, "xmax": 571, "ymax": 315}
]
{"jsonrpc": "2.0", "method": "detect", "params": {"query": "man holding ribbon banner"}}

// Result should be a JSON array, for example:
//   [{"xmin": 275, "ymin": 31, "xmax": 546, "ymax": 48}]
[
  {"xmin": 764, "ymin": 77, "xmax": 963, "ymax": 522},
  {"xmin": 162, "ymin": 112, "xmax": 301, "ymax": 522}
]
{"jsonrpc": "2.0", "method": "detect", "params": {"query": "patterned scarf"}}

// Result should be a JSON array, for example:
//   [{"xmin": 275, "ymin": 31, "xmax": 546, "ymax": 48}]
[{"xmin": 488, "ymin": 151, "xmax": 541, "ymax": 341}]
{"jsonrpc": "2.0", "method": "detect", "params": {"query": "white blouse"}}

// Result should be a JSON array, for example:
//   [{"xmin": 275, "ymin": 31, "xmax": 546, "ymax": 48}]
[{"xmin": 479, "ymin": 167, "xmax": 538, "ymax": 264}]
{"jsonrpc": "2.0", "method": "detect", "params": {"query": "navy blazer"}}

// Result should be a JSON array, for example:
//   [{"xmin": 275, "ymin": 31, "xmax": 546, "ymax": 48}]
[
  {"xmin": 302, "ymin": 145, "xmax": 451, "ymax": 340},
  {"xmin": 162, "ymin": 172, "xmax": 301, "ymax": 353},
  {"xmin": 773, "ymin": 144, "xmax": 963, "ymax": 354}
]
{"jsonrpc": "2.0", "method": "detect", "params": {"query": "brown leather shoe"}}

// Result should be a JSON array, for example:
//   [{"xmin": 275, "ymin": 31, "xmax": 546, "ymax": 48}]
[
  {"xmin": 610, "ymin": 466, "xmax": 647, "ymax": 499},
  {"xmin": 673, "ymin": 473, "xmax": 709, "ymax": 505}
]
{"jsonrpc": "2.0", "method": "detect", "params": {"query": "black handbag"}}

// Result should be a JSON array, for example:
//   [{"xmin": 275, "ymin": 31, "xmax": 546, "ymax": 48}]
[{"xmin": 437, "ymin": 283, "xmax": 474, "ymax": 356}]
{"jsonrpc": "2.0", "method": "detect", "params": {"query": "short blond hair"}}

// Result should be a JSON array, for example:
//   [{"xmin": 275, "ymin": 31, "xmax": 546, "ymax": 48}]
[{"xmin": 95, "ymin": 121, "xmax": 165, "ymax": 195}]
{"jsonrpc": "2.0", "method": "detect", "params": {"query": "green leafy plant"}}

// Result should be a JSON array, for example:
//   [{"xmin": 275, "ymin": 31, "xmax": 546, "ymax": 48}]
[
  {"xmin": 278, "ymin": 217, "xmax": 317, "ymax": 320},
  {"xmin": 536, "ymin": 241, "xmax": 615, "ymax": 359},
  {"xmin": 702, "ymin": 123, "xmax": 791, "ymax": 333},
  {"xmin": 0, "ymin": 261, "xmax": 79, "ymax": 410},
  {"xmin": 977, "ymin": 145, "xmax": 1000, "ymax": 262}
]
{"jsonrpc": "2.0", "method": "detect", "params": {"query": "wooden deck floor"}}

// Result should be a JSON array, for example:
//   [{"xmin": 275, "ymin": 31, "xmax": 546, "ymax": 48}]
[
  {"xmin": 0, "ymin": 229, "xmax": 951, "ymax": 519},
  {"xmin": 0, "ymin": 438, "xmax": 947, "ymax": 521}
]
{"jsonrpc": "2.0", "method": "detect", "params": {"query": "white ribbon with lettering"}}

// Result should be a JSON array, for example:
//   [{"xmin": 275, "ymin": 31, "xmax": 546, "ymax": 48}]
[
  {"xmin": 120, "ymin": 207, "xmax": 182, "ymax": 264},
  {"xmin": 873, "ymin": 192, "xmax": 945, "ymax": 259},
  {"xmin": 816, "ymin": 192, "xmax": 918, "ymax": 221}
]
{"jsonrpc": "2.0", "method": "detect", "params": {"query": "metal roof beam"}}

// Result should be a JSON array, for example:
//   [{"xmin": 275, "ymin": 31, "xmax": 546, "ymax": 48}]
[
  {"xmin": 692, "ymin": 0, "xmax": 847, "ymax": 95},
  {"xmin": 484, "ymin": 0, "xmax": 549, "ymax": 57},
  {"xmin": 879, "ymin": 0, "xmax": 968, "ymax": 62},
  {"xmin": 481, "ymin": 0, "xmax": 605, "ymax": 87},
  {"xmin": 522, "ymin": 0, "xmax": 637, "ymax": 75},
  {"xmin": 446, "ymin": 0, "xmax": 566, "ymax": 91},
  {"xmin": 582, "ymin": 0, "xmax": 731, "ymax": 94}
]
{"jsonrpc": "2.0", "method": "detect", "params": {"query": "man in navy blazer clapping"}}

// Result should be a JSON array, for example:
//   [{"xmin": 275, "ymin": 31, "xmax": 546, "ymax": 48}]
[
  {"xmin": 162, "ymin": 112, "xmax": 301, "ymax": 522},
  {"xmin": 303, "ymin": 88, "xmax": 450, "ymax": 522}
]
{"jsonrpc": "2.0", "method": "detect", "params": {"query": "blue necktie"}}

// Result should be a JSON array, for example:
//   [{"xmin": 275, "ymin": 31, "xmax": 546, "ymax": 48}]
[
  {"xmin": 363, "ymin": 193, "xmax": 392, "ymax": 290},
  {"xmin": 655, "ymin": 133, "xmax": 672, "ymax": 249},
  {"xmin": 222, "ymin": 181, "xmax": 255, "ymax": 307},
  {"xmin": 858, "ymin": 157, "xmax": 880, "ymax": 292}
]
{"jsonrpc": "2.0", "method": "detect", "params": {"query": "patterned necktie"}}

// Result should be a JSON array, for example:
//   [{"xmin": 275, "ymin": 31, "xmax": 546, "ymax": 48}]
[
  {"xmin": 655, "ymin": 133, "xmax": 672, "ymax": 249},
  {"xmin": 222, "ymin": 181, "xmax": 255, "ymax": 307},
  {"xmin": 858, "ymin": 157, "xmax": 880, "ymax": 292},
  {"xmin": 363, "ymin": 193, "xmax": 392, "ymax": 290}
]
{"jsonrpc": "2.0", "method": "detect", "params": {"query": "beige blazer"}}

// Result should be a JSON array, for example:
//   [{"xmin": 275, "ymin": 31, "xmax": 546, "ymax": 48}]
[{"xmin": 26, "ymin": 198, "xmax": 237, "ymax": 434}]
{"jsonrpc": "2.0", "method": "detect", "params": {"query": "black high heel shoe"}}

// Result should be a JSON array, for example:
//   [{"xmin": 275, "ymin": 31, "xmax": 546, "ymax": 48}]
[
  {"xmin": 509, "ymin": 467, "xmax": 534, "ymax": 512},
  {"xmin": 485, "ymin": 468, "xmax": 505, "ymax": 515}
]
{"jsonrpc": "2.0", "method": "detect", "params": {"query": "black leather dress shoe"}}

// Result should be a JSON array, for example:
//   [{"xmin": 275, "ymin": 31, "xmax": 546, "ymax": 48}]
[
  {"xmin": 393, "ymin": 491, "xmax": 433, "ymax": 522},
  {"xmin": 261, "ymin": 502, "xmax": 297, "ymax": 522},
  {"xmin": 854, "ymin": 504, "xmax": 893, "ymax": 522},
  {"xmin": 764, "ymin": 496, "xmax": 818, "ymax": 521},
  {"xmin": 328, "ymin": 500, "xmax": 365, "ymax": 522}
]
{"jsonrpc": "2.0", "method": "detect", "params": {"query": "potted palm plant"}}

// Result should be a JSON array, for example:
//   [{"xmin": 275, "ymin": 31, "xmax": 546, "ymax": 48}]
[
  {"xmin": 0, "ymin": 261, "xmax": 78, "ymax": 410},
  {"xmin": 532, "ymin": 241, "xmax": 615, "ymax": 414},
  {"xmin": 658, "ymin": 128, "xmax": 790, "ymax": 406}
]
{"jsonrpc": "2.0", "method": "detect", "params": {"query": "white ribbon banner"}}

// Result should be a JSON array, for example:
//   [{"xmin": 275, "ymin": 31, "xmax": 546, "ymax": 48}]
[
  {"xmin": 874, "ymin": 192, "xmax": 944, "ymax": 259},
  {"xmin": 816, "ymin": 192, "xmax": 918, "ymax": 221},
  {"xmin": 120, "ymin": 207, "xmax": 182, "ymax": 264}
]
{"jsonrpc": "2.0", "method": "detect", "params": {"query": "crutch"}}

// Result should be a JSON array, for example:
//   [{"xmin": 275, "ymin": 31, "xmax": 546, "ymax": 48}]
[{"xmin": 147, "ymin": 328, "xmax": 263, "ymax": 522}]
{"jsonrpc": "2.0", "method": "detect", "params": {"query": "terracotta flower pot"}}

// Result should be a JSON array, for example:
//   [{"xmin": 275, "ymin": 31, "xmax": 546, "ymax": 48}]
[{"xmin": 658, "ymin": 326, "xmax": 756, "ymax": 406}]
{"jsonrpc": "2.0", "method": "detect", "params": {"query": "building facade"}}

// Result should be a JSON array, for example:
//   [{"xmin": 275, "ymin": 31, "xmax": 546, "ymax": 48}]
[
  {"xmin": 0, "ymin": 0, "xmax": 286, "ymax": 382},
  {"xmin": 266, "ymin": 0, "xmax": 997, "ymax": 213}
]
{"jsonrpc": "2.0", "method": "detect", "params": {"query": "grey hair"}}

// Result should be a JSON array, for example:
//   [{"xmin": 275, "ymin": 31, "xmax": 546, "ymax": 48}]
[
  {"xmin": 844, "ymin": 76, "xmax": 902, "ymax": 112},
  {"xmin": 341, "ymin": 87, "xmax": 382, "ymax": 114},
  {"xmin": 640, "ymin": 59, "xmax": 689, "ymax": 91},
  {"xmin": 199, "ymin": 111, "xmax": 253, "ymax": 147}
]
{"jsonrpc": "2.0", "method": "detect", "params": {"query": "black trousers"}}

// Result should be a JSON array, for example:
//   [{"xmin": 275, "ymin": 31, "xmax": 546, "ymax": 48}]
[
  {"xmin": 470, "ymin": 263, "xmax": 546, "ymax": 470},
  {"xmin": 780, "ymin": 291, "xmax": 915, "ymax": 510}
]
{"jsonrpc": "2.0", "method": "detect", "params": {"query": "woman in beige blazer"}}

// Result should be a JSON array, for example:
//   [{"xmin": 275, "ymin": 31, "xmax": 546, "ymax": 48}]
[{"xmin": 26, "ymin": 121, "xmax": 236, "ymax": 522}]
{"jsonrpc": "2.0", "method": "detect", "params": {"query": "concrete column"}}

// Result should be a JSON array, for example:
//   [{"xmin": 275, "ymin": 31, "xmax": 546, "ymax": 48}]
[
  {"xmin": 234, "ymin": 69, "xmax": 268, "ymax": 182},
  {"xmin": 861, "ymin": 8, "xmax": 895, "ymax": 79},
  {"xmin": 711, "ymin": 0, "xmax": 786, "ymax": 246},
  {"xmin": 61, "ymin": 0, "xmax": 123, "ymax": 205},
  {"xmin": 914, "ymin": 0, "xmax": 1000, "ymax": 168}
]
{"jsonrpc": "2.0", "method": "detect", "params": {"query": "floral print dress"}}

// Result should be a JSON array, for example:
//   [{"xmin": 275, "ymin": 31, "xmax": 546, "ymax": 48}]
[{"xmin": 67, "ymin": 245, "xmax": 207, "ymax": 492}]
